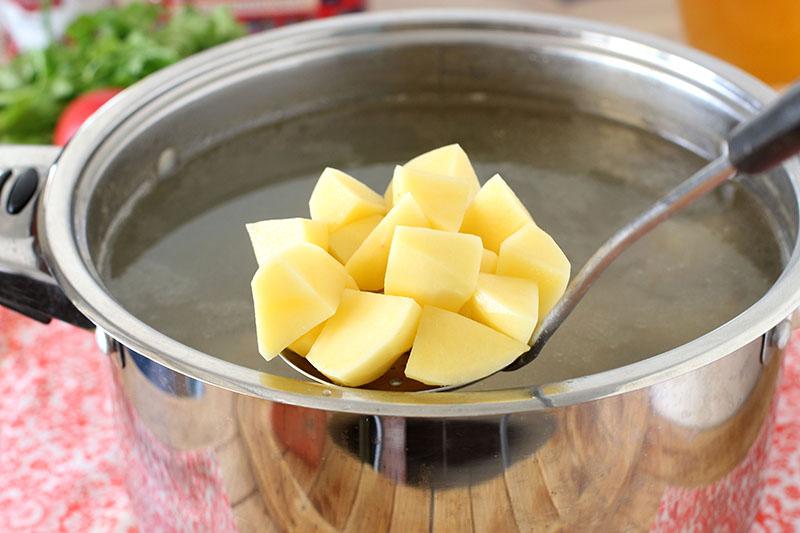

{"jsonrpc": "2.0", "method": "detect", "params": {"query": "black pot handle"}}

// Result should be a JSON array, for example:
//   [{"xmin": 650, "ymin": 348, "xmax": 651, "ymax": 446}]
[
  {"xmin": 0, "ymin": 145, "xmax": 92, "ymax": 329},
  {"xmin": 728, "ymin": 81, "xmax": 800, "ymax": 174}
]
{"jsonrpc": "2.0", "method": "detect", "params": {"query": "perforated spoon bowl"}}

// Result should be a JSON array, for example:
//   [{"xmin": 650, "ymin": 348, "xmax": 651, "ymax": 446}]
[{"xmin": 282, "ymin": 81, "xmax": 800, "ymax": 393}]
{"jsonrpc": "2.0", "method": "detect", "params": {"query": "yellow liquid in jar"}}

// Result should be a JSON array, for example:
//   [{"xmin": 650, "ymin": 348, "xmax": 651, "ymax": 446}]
[{"xmin": 680, "ymin": 0, "xmax": 800, "ymax": 86}]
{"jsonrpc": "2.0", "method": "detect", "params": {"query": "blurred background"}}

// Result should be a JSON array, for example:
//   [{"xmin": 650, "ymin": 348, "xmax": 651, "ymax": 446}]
[{"xmin": 0, "ymin": 0, "xmax": 798, "ymax": 145}]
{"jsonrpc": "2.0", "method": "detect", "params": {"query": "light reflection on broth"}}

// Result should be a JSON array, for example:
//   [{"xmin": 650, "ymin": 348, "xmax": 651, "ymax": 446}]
[{"xmin": 102, "ymin": 99, "xmax": 782, "ymax": 390}]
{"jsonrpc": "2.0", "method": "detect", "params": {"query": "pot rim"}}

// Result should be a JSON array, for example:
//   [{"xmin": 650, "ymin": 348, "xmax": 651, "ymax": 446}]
[{"xmin": 39, "ymin": 9, "xmax": 800, "ymax": 416}]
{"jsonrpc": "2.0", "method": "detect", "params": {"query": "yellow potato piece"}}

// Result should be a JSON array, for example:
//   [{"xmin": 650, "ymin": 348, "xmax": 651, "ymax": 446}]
[
  {"xmin": 461, "ymin": 174, "xmax": 534, "ymax": 253},
  {"xmin": 251, "ymin": 243, "xmax": 348, "ymax": 360},
  {"xmin": 480, "ymin": 248, "xmax": 498, "ymax": 273},
  {"xmin": 309, "ymin": 167, "xmax": 385, "ymax": 231},
  {"xmin": 246, "ymin": 218, "xmax": 328, "ymax": 267},
  {"xmin": 405, "ymin": 144, "xmax": 481, "ymax": 199},
  {"xmin": 460, "ymin": 273, "xmax": 539, "ymax": 344},
  {"xmin": 384, "ymin": 179, "xmax": 394, "ymax": 209},
  {"xmin": 390, "ymin": 165, "xmax": 472, "ymax": 232},
  {"xmin": 307, "ymin": 290, "xmax": 422, "ymax": 386},
  {"xmin": 289, "ymin": 273, "xmax": 357, "ymax": 355},
  {"xmin": 287, "ymin": 322, "xmax": 325, "ymax": 357},
  {"xmin": 496, "ymin": 223, "xmax": 570, "ymax": 319},
  {"xmin": 384, "ymin": 226, "xmax": 482, "ymax": 311},
  {"xmin": 346, "ymin": 194, "xmax": 429, "ymax": 291},
  {"xmin": 328, "ymin": 214, "xmax": 383, "ymax": 264},
  {"xmin": 405, "ymin": 306, "xmax": 528, "ymax": 386}
]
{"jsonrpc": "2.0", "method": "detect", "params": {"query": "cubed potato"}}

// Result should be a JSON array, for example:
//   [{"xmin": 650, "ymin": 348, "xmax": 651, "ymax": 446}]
[
  {"xmin": 251, "ymin": 243, "xmax": 348, "ymax": 360},
  {"xmin": 289, "ymin": 275, "xmax": 359, "ymax": 355},
  {"xmin": 328, "ymin": 214, "xmax": 383, "ymax": 264},
  {"xmin": 460, "ymin": 174, "xmax": 533, "ymax": 253},
  {"xmin": 309, "ymin": 167, "xmax": 385, "ymax": 231},
  {"xmin": 405, "ymin": 306, "xmax": 529, "ymax": 386},
  {"xmin": 384, "ymin": 226, "xmax": 482, "ymax": 311},
  {"xmin": 346, "ymin": 194, "xmax": 430, "ymax": 291},
  {"xmin": 496, "ymin": 223, "xmax": 570, "ymax": 319},
  {"xmin": 246, "ymin": 218, "xmax": 328, "ymax": 267},
  {"xmin": 405, "ymin": 144, "xmax": 480, "ymax": 198},
  {"xmin": 390, "ymin": 165, "xmax": 472, "ymax": 231},
  {"xmin": 307, "ymin": 290, "xmax": 422, "ymax": 386},
  {"xmin": 287, "ymin": 322, "xmax": 325, "ymax": 357},
  {"xmin": 480, "ymin": 248, "xmax": 498, "ymax": 274},
  {"xmin": 384, "ymin": 179, "xmax": 394, "ymax": 209},
  {"xmin": 460, "ymin": 273, "xmax": 539, "ymax": 343}
]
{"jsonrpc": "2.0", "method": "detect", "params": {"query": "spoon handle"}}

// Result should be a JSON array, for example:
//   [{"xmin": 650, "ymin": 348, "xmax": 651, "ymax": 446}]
[
  {"xmin": 505, "ymin": 156, "xmax": 736, "ymax": 371},
  {"xmin": 508, "ymin": 80, "xmax": 800, "ymax": 372},
  {"xmin": 729, "ymin": 82, "xmax": 800, "ymax": 174}
]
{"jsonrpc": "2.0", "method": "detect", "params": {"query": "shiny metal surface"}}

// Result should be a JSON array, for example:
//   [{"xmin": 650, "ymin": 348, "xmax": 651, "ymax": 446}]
[
  {"xmin": 110, "ymin": 336, "xmax": 782, "ymax": 530},
  {"xmin": 0, "ymin": 146, "xmax": 59, "ymax": 291},
  {"xmin": 35, "ymin": 10, "xmax": 800, "ymax": 415},
  {"xmin": 0, "ymin": 145, "xmax": 91, "ymax": 327},
  {"xmin": 0, "ymin": 11, "xmax": 798, "ymax": 530}
]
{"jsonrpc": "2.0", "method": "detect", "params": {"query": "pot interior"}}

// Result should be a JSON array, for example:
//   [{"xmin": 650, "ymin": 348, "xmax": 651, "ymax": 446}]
[{"xmin": 79, "ymin": 18, "xmax": 791, "ymax": 391}]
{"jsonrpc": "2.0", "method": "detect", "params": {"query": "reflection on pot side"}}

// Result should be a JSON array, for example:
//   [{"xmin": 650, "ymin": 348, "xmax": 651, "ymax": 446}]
[{"xmin": 110, "ymin": 335, "xmax": 780, "ymax": 531}]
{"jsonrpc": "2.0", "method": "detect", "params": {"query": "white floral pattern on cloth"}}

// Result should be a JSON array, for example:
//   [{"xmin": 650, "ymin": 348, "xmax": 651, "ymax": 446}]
[
  {"xmin": 1, "ymin": 306, "xmax": 799, "ymax": 531},
  {"xmin": 0, "ymin": 309, "xmax": 136, "ymax": 532},
  {"xmin": 651, "ymin": 393, "xmax": 774, "ymax": 530}
]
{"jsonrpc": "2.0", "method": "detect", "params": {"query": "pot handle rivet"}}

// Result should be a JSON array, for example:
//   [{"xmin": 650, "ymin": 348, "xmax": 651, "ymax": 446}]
[
  {"xmin": 762, "ymin": 319, "xmax": 792, "ymax": 365},
  {"xmin": 791, "ymin": 308, "xmax": 800, "ymax": 331},
  {"xmin": 95, "ymin": 326, "xmax": 117, "ymax": 355},
  {"xmin": 157, "ymin": 148, "xmax": 179, "ymax": 178},
  {"xmin": 773, "ymin": 320, "xmax": 792, "ymax": 350}
]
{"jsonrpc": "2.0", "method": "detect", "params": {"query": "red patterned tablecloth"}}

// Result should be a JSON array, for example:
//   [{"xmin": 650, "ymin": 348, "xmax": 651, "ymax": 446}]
[{"xmin": 0, "ymin": 306, "xmax": 799, "ymax": 531}]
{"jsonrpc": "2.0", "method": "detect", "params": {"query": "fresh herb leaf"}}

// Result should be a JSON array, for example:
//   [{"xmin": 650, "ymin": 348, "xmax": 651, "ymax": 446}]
[{"xmin": 0, "ymin": 2, "xmax": 245, "ymax": 144}]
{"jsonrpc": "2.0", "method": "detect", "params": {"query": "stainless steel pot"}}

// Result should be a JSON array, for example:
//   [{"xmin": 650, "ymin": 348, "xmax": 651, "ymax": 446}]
[{"xmin": 2, "ymin": 10, "xmax": 799, "ymax": 531}]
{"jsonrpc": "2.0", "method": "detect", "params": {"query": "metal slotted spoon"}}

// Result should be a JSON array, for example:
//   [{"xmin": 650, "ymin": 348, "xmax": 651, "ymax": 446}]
[{"xmin": 282, "ymin": 81, "xmax": 800, "ymax": 393}]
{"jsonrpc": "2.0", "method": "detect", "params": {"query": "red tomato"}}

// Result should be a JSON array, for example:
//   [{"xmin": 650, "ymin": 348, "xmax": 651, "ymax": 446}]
[{"xmin": 53, "ymin": 88, "xmax": 123, "ymax": 146}]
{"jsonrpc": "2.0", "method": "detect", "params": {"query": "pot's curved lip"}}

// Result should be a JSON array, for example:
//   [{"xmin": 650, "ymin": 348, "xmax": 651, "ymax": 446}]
[{"xmin": 39, "ymin": 9, "xmax": 800, "ymax": 416}]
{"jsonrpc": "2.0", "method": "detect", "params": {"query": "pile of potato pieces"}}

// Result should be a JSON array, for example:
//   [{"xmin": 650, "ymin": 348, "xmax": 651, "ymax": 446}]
[{"xmin": 247, "ymin": 145, "xmax": 571, "ymax": 387}]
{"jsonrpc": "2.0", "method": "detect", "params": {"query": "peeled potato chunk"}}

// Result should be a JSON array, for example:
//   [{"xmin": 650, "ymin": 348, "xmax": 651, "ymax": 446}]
[
  {"xmin": 287, "ymin": 281, "xmax": 360, "ymax": 357},
  {"xmin": 309, "ymin": 167, "xmax": 385, "ymax": 231},
  {"xmin": 496, "ymin": 223, "xmax": 570, "ymax": 319},
  {"xmin": 460, "ymin": 174, "xmax": 533, "ymax": 253},
  {"xmin": 247, "ymin": 145, "xmax": 572, "ymax": 388},
  {"xmin": 461, "ymin": 273, "xmax": 539, "ymax": 344},
  {"xmin": 390, "ymin": 165, "xmax": 472, "ymax": 232},
  {"xmin": 346, "ymin": 194, "xmax": 429, "ymax": 291},
  {"xmin": 405, "ymin": 306, "xmax": 529, "ymax": 386},
  {"xmin": 384, "ymin": 226, "xmax": 482, "ymax": 311},
  {"xmin": 329, "ymin": 214, "xmax": 383, "ymax": 264},
  {"xmin": 246, "ymin": 218, "xmax": 328, "ymax": 267},
  {"xmin": 405, "ymin": 143, "xmax": 481, "ymax": 198},
  {"xmin": 480, "ymin": 248, "xmax": 498, "ymax": 274},
  {"xmin": 307, "ymin": 290, "xmax": 422, "ymax": 386},
  {"xmin": 287, "ymin": 322, "xmax": 325, "ymax": 357},
  {"xmin": 384, "ymin": 180, "xmax": 394, "ymax": 209},
  {"xmin": 251, "ymin": 243, "xmax": 348, "ymax": 360}
]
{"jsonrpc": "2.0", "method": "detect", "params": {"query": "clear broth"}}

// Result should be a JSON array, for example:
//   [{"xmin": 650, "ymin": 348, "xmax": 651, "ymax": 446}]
[{"xmin": 102, "ymin": 98, "xmax": 783, "ymax": 390}]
